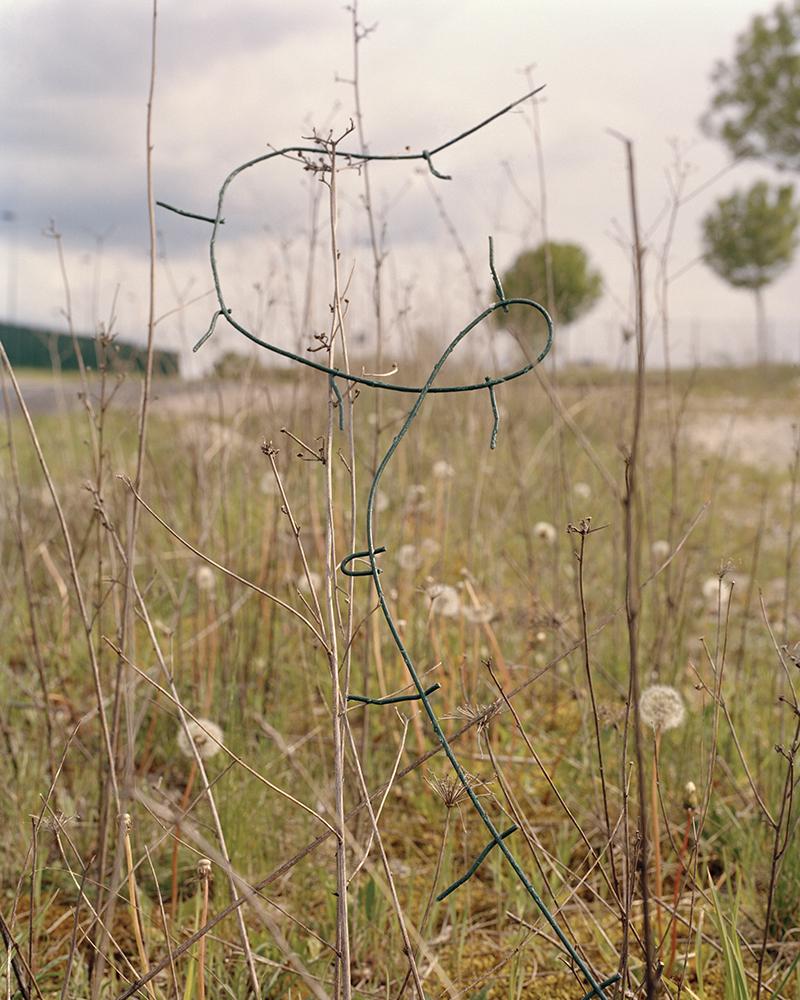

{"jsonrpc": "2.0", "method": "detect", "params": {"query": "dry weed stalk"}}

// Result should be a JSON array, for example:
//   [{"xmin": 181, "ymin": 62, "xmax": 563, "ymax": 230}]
[{"xmin": 121, "ymin": 814, "xmax": 156, "ymax": 1000}]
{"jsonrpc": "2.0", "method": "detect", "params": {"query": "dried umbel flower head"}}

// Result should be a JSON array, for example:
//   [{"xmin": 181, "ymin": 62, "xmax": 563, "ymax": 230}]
[
  {"xmin": 177, "ymin": 718, "xmax": 224, "ymax": 760},
  {"xmin": 196, "ymin": 565, "xmax": 215, "ymax": 593},
  {"xmin": 533, "ymin": 521, "xmax": 557, "ymax": 544},
  {"xmin": 426, "ymin": 582, "xmax": 461, "ymax": 618},
  {"xmin": 453, "ymin": 700, "xmax": 501, "ymax": 734},
  {"xmin": 683, "ymin": 781, "xmax": 699, "ymax": 811},
  {"xmin": 639, "ymin": 685, "xmax": 686, "ymax": 733},
  {"xmin": 425, "ymin": 769, "xmax": 489, "ymax": 809}
]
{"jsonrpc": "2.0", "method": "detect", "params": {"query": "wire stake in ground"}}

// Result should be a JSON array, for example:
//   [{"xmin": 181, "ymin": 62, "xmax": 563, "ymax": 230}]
[{"xmin": 436, "ymin": 825, "xmax": 518, "ymax": 901}]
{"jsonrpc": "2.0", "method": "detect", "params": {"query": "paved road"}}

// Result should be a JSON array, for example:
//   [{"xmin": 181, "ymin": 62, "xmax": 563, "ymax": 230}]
[
  {"xmin": 6, "ymin": 373, "xmax": 297, "ymax": 419},
  {"xmin": 7, "ymin": 375, "xmax": 211, "ymax": 416}
]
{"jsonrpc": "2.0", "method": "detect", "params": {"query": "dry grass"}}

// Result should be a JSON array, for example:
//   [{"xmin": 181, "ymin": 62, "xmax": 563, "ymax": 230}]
[{"xmin": 0, "ymin": 352, "xmax": 798, "ymax": 999}]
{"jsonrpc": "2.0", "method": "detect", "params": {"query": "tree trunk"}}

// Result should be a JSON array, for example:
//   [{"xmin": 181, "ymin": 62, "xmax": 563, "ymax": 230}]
[{"xmin": 754, "ymin": 286, "xmax": 769, "ymax": 364}]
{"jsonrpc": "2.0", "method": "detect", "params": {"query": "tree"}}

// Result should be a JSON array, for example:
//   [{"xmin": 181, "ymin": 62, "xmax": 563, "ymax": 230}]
[
  {"xmin": 702, "ymin": 1, "xmax": 800, "ymax": 171},
  {"xmin": 495, "ymin": 241, "xmax": 602, "ymax": 349},
  {"xmin": 701, "ymin": 180, "xmax": 800, "ymax": 362}
]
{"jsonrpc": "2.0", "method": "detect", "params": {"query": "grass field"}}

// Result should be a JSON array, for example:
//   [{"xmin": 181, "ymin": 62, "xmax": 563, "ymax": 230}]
[{"xmin": 0, "ymin": 354, "xmax": 798, "ymax": 999}]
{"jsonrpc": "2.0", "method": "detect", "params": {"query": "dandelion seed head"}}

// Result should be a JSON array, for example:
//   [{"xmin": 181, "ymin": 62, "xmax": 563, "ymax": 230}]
[
  {"xmin": 196, "ymin": 565, "xmax": 215, "ymax": 593},
  {"xmin": 461, "ymin": 603, "xmax": 495, "ymax": 625},
  {"xmin": 177, "ymin": 718, "xmax": 224, "ymax": 760},
  {"xmin": 432, "ymin": 460, "xmax": 455, "ymax": 480},
  {"xmin": 639, "ymin": 685, "xmax": 686, "ymax": 733},
  {"xmin": 652, "ymin": 539, "xmax": 670, "ymax": 561},
  {"xmin": 406, "ymin": 484, "xmax": 427, "ymax": 509},
  {"xmin": 426, "ymin": 582, "xmax": 461, "ymax": 618},
  {"xmin": 702, "ymin": 575, "xmax": 732, "ymax": 606},
  {"xmin": 420, "ymin": 537, "xmax": 440, "ymax": 559},
  {"xmin": 533, "ymin": 521, "xmax": 557, "ymax": 544},
  {"xmin": 397, "ymin": 544, "xmax": 422, "ymax": 571},
  {"xmin": 683, "ymin": 780, "xmax": 699, "ymax": 811},
  {"xmin": 573, "ymin": 481, "xmax": 592, "ymax": 500}
]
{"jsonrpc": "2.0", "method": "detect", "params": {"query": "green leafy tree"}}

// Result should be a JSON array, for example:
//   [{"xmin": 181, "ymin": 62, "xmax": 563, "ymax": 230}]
[
  {"xmin": 702, "ymin": 1, "xmax": 800, "ymax": 170},
  {"xmin": 495, "ymin": 242, "xmax": 602, "ymax": 350},
  {"xmin": 701, "ymin": 180, "xmax": 800, "ymax": 361}
]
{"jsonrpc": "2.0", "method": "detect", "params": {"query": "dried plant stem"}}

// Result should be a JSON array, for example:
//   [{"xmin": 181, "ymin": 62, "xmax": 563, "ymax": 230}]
[
  {"xmin": 342, "ymin": 716, "xmax": 426, "ymax": 1000},
  {"xmin": 395, "ymin": 808, "xmax": 451, "ymax": 1000},
  {"xmin": 667, "ymin": 808, "xmax": 694, "ymax": 975},
  {"xmin": 651, "ymin": 732, "xmax": 664, "ymax": 948},
  {"xmin": 170, "ymin": 760, "xmax": 197, "ymax": 920},
  {"xmin": 197, "ymin": 860, "xmax": 211, "ymax": 1000},
  {"xmin": 611, "ymin": 128, "xmax": 654, "ymax": 997},
  {"xmin": 323, "ymin": 132, "xmax": 353, "ymax": 1000},
  {"xmin": 144, "ymin": 846, "xmax": 179, "ymax": 1000},
  {"xmin": 122, "ymin": 815, "xmax": 156, "ymax": 1000},
  {"xmin": 27, "ymin": 816, "xmax": 37, "ymax": 995},
  {"xmin": 573, "ymin": 527, "xmax": 620, "ymax": 900}
]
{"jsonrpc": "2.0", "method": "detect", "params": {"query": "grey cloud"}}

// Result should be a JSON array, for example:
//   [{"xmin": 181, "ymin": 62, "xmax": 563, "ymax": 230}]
[{"xmin": 1, "ymin": 1, "xmax": 341, "ymax": 252}]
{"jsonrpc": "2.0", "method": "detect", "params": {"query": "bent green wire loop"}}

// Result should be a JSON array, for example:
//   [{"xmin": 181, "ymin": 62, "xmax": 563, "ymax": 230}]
[
  {"xmin": 486, "ymin": 378, "xmax": 500, "ymax": 450},
  {"xmin": 436, "ymin": 825, "xmax": 517, "ymax": 901},
  {"xmin": 158, "ymin": 84, "xmax": 616, "ymax": 1000},
  {"xmin": 193, "ymin": 309, "xmax": 223, "ymax": 353},
  {"xmin": 347, "ymin": 683, "xmax": 440, "ymax": 706},
  {"xmin": 340, "ymin": 546, "xmax": 386, "ymax": 577},
  {"xmin": 155, "ymin": 200, "xmax": 224, "ymax": 225}
]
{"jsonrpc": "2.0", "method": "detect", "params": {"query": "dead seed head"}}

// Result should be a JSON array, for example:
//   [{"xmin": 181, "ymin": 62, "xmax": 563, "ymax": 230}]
[
  {"xmin": 196, "ymin": 565, "xmax": 216, "ymax": 593},
  {"xmin": 177, "ymin": 717, "xmax": 224, "ymax": 760},
  {"xmin": 683, "ymin": 781, "xmax": 699, "ymax": 811},
  {"xmin": 453, "ymin": 700, "xmax": 501, "ymax": 733},
  {"xmin": 197, "ymin": 858, "xmax": 213, "ymax": 880},
  {"xmin": 432, "ymin": 459, "xmax": 455, "ymax": 480},
  {"xmin": 426, "ymin": 582, "xmax": 461, "ymax": 618},
  {"xmin": 425, "ymin": 769, "xmax": 489, "ymax": 809},
  {"xmin": 533, "ymin": 521, "xmax": 557, "ymax": 543},
  {"xmin": 652, "ymin": 539, "xmax": 670, "ymax": 561},
  {"xmin": 639, "ymin": 685, "xmax": 686, "ymax": 733}
]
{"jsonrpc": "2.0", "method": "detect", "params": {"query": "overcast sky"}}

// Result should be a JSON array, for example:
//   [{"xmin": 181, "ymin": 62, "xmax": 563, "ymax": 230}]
[{"xmin": 1, "ymin": 0, "xmax": 798, "ymax": 373}]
